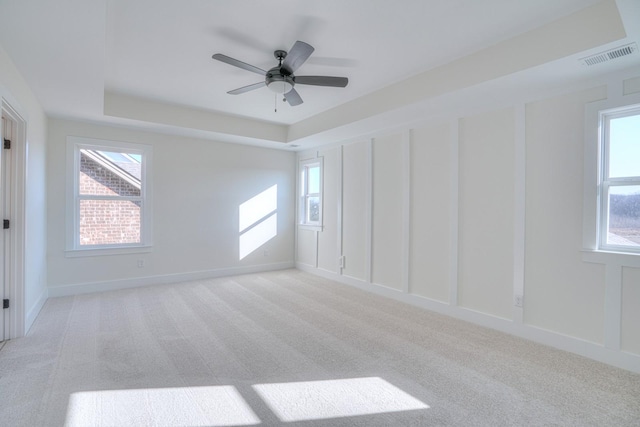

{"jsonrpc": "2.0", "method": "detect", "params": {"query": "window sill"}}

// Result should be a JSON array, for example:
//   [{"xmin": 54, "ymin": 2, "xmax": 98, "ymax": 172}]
[
  {"xmin": 65, "ymin": 245, "xmax": 153, "ymax": 258},
  {"xmin": 581, "ymin": 249, "xmax": 640, "ymax": 268},
  {"xmin": 298, "ymin": 224, "xmax": 323, "ymax": 232}
]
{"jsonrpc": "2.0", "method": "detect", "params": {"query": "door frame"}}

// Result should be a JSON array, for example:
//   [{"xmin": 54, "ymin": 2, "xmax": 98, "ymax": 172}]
[{"xmin": 1, "ymin": 99, "xmax": 26, "ymax": 340}]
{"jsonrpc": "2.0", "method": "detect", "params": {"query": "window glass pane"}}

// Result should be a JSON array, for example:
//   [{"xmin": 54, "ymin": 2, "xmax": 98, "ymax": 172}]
[
  {"xmin": 79, "ymin": 199, "xmax": 141, "ymax": 246},
  {"xmin": 307, "ymin": 165, "xmax": 320, "ymax": 194},
  {"xmin": 307, "ymin": 196, "xmax": 320, "ymax": 222},
  {"xmin": 607, "ymin": 185, "xmax": 640, "ymax": 247},
  {"xmin": 96, "ymin": 150, "xmax": 142, "ymax": 180},
  {"xmin": 80, "ymin": 151, "xmax": 141, "ymax": 197},
  {"xmin": 609, "ymin": 114, "xmax": 640, "ymax": 178}
]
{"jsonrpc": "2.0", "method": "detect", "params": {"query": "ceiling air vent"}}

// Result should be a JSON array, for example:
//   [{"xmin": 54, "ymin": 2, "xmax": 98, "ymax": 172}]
[{"xmin": 580, "ymin": 43, "xmax": 637, "ymax": 66}]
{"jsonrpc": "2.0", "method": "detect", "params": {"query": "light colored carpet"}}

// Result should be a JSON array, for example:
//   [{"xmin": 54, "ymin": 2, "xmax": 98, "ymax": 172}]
[{"xmin": 0, "ymin": 269, "xmax": 639, "ymax": 426}]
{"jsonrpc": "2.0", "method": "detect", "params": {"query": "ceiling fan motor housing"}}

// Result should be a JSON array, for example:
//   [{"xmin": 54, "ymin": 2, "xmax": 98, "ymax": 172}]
[{"xmin": 266, "ymin": 67, "xmax": 294, "ymax": 94}]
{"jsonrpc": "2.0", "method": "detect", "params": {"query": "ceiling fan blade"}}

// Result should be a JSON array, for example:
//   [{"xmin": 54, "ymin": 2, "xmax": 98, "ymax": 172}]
[
  {"xmin": 284, "ymin": 88, "xmax": 303, "ymax": 106},
  {"xmin": 212, "ymin": 53, "xmax": 266, "ymax": 76},
  {"xmin": 282, "ymin": 41, "xmax": 314, "ymax": 74},
  {"xmin": 295, "ymin": 76, "xmax": 348, "ymax": 88},
  {"xmin": 227, "ymin": 82, "xmax": 265, "ymax": 95}
]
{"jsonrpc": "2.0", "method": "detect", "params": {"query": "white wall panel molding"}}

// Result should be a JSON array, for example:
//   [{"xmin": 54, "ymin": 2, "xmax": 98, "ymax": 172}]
[
  {"xmin": 337, "ymin": 145, "xmax": 344, "ymax": 275},
  {"xmin": 513, "ymin": 104, "xmax": 526, "ymax": 323},
  {"xmin": 296, "ymin": 74, "xmax": 640, "ymax": 374},
  {"xmin": 449, "ymin": 119, "xmax": 460, "ymax": 307},
  {"xmin": 365, "ymin": 139, "xmax": 373, "ymax": 284},
  {"xmin": 402, "ymin": 130, "xmax": 411, "ymax": 294}
]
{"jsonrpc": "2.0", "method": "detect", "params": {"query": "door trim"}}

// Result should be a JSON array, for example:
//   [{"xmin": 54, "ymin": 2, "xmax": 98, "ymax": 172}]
[{"xmin": 1, "ymin": 99, "xmax": 26, "ymax": 339}]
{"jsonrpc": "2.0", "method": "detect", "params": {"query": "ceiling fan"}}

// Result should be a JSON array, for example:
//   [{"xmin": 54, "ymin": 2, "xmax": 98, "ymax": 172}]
[{"xmin": 212, "ymin": 40, "xmax": 348, "ymax": 107}]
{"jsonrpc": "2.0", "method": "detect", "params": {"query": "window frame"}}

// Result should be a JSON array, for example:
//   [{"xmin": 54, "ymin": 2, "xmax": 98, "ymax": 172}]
[
  {"xmin": 66, "ymin": 136, "xmax": 153, "ymax": 257},
  {"xmin": 583, "ymin": 92, "xmax": 640, "ymax": 266},
  {"xmin": 598, "ymin": 105, "xmax": 640, "ymax": 254},
  {"xmin": 298, "ymin": 157, "xmax": 323, "ymax": 230}
]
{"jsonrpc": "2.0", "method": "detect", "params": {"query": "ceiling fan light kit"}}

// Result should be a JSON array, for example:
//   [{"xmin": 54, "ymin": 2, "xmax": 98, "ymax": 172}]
[{"xmin": 212, "ymin": 40, "xmax": 349, "ymax": 108}]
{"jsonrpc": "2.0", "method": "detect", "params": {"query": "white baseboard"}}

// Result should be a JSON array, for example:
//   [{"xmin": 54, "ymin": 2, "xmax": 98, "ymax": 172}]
[
  {"xmin": 25, "ymin": 286, "xmax": 48, "ymax": 335},
  {"xmin": 48, "ymin": 262, "xmax": 295, "ymax": 298},
  {"xmin": 296, "ymin": 263, "xmax": 640, "ymax": 374}
]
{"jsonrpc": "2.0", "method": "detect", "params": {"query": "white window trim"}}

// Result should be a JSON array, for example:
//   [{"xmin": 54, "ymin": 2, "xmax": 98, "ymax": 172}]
[
  {"xmin": 583, "ymin": 92, "xmax": 640, "ymax": 267},
  {"xmin": 298, "ymin": 156, "xmax": 323, "ymax": 231},
  {"xmin": 65, "ymin": 136, "xmax": 153, "ymax": 257}
]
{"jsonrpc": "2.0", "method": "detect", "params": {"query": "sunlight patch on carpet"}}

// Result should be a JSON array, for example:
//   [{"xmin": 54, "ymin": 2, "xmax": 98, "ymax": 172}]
[
  {"xmin": 252, "ymin": 377, "xmax": 429, "ymax": 422},
  {"xmin": 65, "ymin": 385, "xmax": 260, "ymax": 427}
]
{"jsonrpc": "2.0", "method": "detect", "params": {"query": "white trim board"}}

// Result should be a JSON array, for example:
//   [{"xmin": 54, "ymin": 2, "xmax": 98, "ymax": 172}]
[{"xmin": 296, "ymin": 263, "xmax": 640, "ymax": 374}]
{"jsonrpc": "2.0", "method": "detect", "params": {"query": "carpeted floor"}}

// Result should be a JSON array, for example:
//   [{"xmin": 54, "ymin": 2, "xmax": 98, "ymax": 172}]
[{"xmin": 0, "ymin": 269, "xmax": 639, "ymax": 426}]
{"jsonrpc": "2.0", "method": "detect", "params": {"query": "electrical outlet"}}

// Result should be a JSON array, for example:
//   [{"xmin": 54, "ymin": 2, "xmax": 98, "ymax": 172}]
[
  {"xmin": 514, "ymin": 294, "xmax": 523, "ymax": 308},
  {"xmin": 137, "ymin": 259, "xmax": 144, "ymax": 268}
]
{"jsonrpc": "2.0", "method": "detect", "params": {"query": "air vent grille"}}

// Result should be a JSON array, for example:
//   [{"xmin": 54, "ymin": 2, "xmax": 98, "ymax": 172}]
[{"xmin": 580, "ymin": 43, "xmax": 637, "ymax": 66}]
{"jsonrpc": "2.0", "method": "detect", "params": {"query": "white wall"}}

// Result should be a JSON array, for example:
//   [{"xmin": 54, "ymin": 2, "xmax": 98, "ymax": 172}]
[
  {"xmin": 297, "ymin": 72, "xmax": 640, "ymax": 373},
  {"xmin": 47, "ymin": 119, "xmax": 295, "ymax": 295},
  {"xmin": 0, "ymin": 43, "xmax": 48, "ymax": 334}
]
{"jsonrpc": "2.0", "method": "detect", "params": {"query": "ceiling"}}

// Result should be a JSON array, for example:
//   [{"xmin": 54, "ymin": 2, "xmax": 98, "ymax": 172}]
[{"xmin": 0, "ymin": 0, "xmax": 639, "ymax": 149}]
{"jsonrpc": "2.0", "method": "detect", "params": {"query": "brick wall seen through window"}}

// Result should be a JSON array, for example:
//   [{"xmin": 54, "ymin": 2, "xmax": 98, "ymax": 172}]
[{"xmin": 79, "ymin": 153, "xmax": 141, "ymax": 245}]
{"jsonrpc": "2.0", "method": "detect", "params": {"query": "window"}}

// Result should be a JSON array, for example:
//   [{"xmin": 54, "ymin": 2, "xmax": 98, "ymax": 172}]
[
  {"xmin": 299, "ymin": 158, "xmax": 323, "ymax": 227},
  {"xmin": 67, "ymin": 137, "xmax": 152, "ymax": 254},
  {"xmin": 597, "ymin": 104, "xmax": 640, "ymax": 254}
]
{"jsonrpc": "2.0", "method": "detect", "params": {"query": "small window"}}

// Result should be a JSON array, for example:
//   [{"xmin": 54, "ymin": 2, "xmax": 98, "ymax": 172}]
[
  {"xmin": 598, "ymin": 105, "xmax": 640, "ymax": 253},
  {"xmin": 67, "ymin": 137, "xmax": 152, "ymax": 254},
  {"xmin": 299, "ymin": 158, "xmax": 323, "ymax": 227}
]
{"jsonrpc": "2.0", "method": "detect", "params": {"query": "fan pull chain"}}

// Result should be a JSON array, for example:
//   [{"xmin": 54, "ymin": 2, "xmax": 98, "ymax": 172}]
[{"xmin": 274, "ymin": 92, "xmax": 277, "ymax": 113}]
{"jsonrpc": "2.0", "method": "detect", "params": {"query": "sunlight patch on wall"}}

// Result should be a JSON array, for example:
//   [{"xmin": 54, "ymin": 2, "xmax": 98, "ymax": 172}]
[
  {"xmin": 252, "ymin": 377, "xmax": 429, "ymax": 422},
  {"xmin": 65, "ymin": 386, "xmax": 260, "ymax": 427},
  {"xmin": 239, "ymin": 213, "xmax": 278, "ymax": 259},
  {"xmin": 239, "ymin": 185, "xmax": 278, "ymax": 232},
  {"xmin": 239, "ymin": 185, "xmax": 278, "ymax": 260}
]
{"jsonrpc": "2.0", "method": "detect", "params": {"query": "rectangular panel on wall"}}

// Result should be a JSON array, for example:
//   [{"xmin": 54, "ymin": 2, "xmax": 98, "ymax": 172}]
[
  {"xmin": 524, "ymin": 88, "xmax": 606, "ymax": 344},
  {"xmin": 458, "ymin": 108, "xmax": 515, "ymax": 319},
  {"xmin": 621, "ymin": 267, "xmax": 640, "ymax": 355},
  {"xmin": 372, "ymin": 133, "xmax": 403, "ymax": 290},
  {"xmin": 341, "ymin": 141, "xmax": 369, "ymax": 280},
  {"xmin": 297, "ymin": 228, "xmax": 316, "ymax": 267},
  {"xmin": 623, "ymin": 76, "xmax": 640, "ymax": 95},
  {"xmin": 317, "ymin": 147, "xmax": 339, "ymax": 273},
  {"xmin": 410, "ymin": 124, "xmax": 451, "ymax": 302}
]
